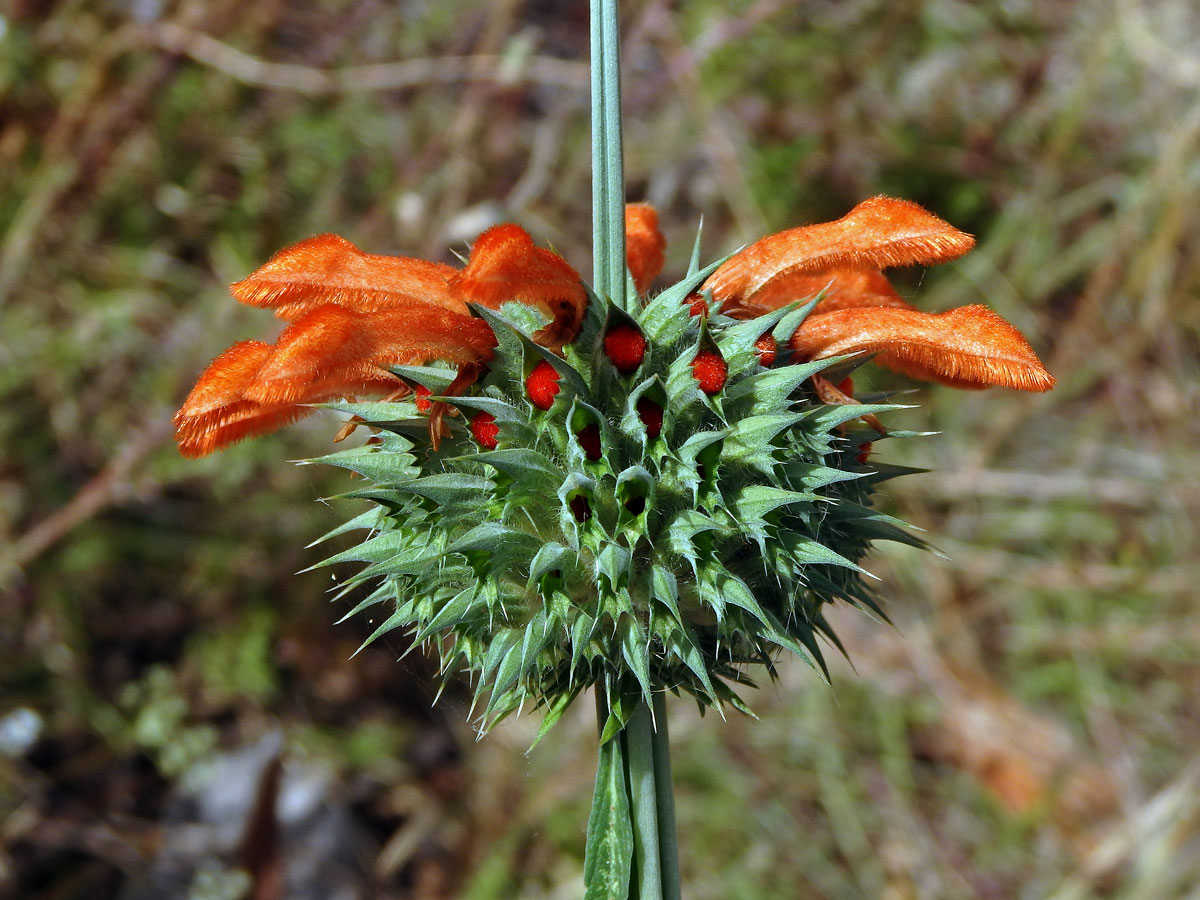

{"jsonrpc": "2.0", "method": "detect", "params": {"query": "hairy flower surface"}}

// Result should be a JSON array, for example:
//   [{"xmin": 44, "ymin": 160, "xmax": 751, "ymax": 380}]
[
  {"xmin": 176, "ymin": 199, "xmax": 1052, "ymax": 732},
  {"xmin": 174, "ymin": 227, "xmax": 584, "ymax": 457}
]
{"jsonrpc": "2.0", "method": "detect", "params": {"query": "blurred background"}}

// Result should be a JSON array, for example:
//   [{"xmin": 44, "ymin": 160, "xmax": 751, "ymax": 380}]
[{"xmin": 2, "ymin": 0, "xmax": 1198, "ymax": 897}]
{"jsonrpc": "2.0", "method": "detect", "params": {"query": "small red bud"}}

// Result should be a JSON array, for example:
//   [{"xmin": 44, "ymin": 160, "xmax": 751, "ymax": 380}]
[
  {"xmin": 856, "ymin": 441, "xmax": 872, "ymax": 464},
  {"xmin": 469, "ymin": 411, "xmax": 499, "ymax": 449},
  {"xmin": 754, "ymin": 334, "xmax": 777, "ymax": 367},
  {"xmin": 526, "ymin": 359, "xmax": 561, "ymax": 410},
  {"xmin": 685, "ymin": 293, "xmax": 707, "ymax": 317},
  {"xmin": 603, "ymin": 324, "xmax": 646, "ymax": 374},
  {"xmin": 691, "ymin": 350, "xmax": 727, "ymax": 395},
  {"xmin": 636, "ymin": 398, "xmax": 663, "ymax": 438},
  {"xmin": 414, "ymin": 384, "xmax": 433, "ymax": 413},
  {"xmin": 576, "ymin": 423, "xmax": 602, "ymax": 460}
]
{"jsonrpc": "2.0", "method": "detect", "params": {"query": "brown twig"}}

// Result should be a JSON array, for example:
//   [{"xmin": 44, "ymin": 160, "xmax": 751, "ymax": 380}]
[
  {"xmin": 142, "ymin": 21, "xmax": 589, "ymax": 95},
  {"xmin": 2, "ymin": 418, "xmax": 174, "ymax": 590}
]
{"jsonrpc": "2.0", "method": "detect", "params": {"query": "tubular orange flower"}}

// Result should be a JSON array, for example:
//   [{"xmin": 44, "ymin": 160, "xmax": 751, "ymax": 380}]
[
  {"xmin": 176, "ymin": 196, "xmax": 1053, "ymax": 460},
  {"xmin": 448, "ymin": 224, "xmax": 587, "ymax": 352},
  {"xmin": 175, "ymin": 223, "xmax": 585, "ymax": 457},
  {"xmin": 723, "ymin": 267, "xmax": 914, "ymax": 319},
  {"xmin": 702, "ymin": 195, "xmax": 1054, "ymax": 394},
  {"xmin": 625, "ymin": 202, "xmax": 666, "ymax": 294},
  {"xmin": 230, "ymin": 233, "xmax": 463, "ymax": 319},
  {"xmin": 790, "ymin": 305, "xmax": 1055, "ymax": 391},
  {"xmin": 704, "ymin": 195, "xmax": 975, "ymax": 308},
  {"xmin": 239, "ymin": 304, "xmax": 495, "ymax": 406}
]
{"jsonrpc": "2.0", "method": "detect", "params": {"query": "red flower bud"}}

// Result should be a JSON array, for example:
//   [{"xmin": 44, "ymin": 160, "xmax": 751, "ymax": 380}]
[
  {"xmin": 691, "ymin": 350, "xmax": 727, "ymax": 395},
  {"xmin": 754, "ymin": 334, "xmax": 777, "ymax": 367},
  {"xmin": 470, "ymin": 411, "xmax": 499, "ymax": 449},
  {"xmin": 636, "ymin": 398, "xmax": 663, "ymax": 438},
  {"xmin": 526, "ymin": 359, "xmax": 561, "ymax": 410},
  {"xmin": 414, "ymin": 384, "xmax": 432, "ymax": 413},
  {"xmin": 685, "ymin": 293, "xmax": 707, "ymax": 317},
  {"xmin": 603, "ymin": 324, "xmax": 646, "ymax": 374}
]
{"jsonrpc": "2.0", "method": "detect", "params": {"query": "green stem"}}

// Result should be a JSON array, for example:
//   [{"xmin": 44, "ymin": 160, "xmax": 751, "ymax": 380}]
[
  {"xmin": 626, "ymin": 701, "xmax": 663, "ymax": 900},
  {"xmin": 590, "ymin": 0, "xmax": 627, "ymax": 309},
  {"xmin": 584, "ymin": 689, "xmax": 682, "ymax": 899},
  {"xmin": 652, "ymin": 692, "xmax": 681, "ymax": 900}
]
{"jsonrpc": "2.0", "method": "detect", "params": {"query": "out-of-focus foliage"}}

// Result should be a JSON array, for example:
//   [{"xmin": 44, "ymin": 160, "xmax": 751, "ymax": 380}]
[{"xmin": 1, "ymin": 0, "xmax": 1197, "ymax": 898}]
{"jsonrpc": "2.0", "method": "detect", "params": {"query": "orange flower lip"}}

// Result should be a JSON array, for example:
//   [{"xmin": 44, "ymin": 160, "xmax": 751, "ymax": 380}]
[
  {"xmin": 703, "ymin": 196, "xmax": 976, "ymax": 308},
  {"xmin": 230, "ymin": 233, "xmax": 462, "ymax": 320},
  {"xmin": 790, "ymin": 305, "xmax": 1055, "ymax": 391}
]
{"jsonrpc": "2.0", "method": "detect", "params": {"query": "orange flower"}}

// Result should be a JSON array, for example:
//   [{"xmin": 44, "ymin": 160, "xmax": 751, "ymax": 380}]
[
  {"xmin": 625, "ymin": 202, "xmax": 667, "ymax": 294},
  {"xmin": 703, "ymin": 196, "xmax": 1054, "ymax": 393},
  {"xmin": 175, "ymin": 225, "xmax": 584, "ymax": 457},
  {"xmin": 176, "ymin": 196, "xmax": 1052, "ymax": 458}
]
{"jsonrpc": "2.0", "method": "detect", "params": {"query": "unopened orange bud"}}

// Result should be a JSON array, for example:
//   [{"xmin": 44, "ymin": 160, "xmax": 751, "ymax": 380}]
[
  {"xmin": 754, "ymin": 334, "xmax": 777, "ymax": 367},
  {"xmin": 603, "ymin": 324, "xmax": 646, "ymax": 374},
  {"xmin": 526, "ymin": 359, "xmax": 561, "ymax": 410},
  {"xmin": 691, "ymin": 351, "xmax": 727, "ymax": 395},
  {"xmin": 414, "ymin": 384, "xmax": 433, "ymax": 413},
  {"xmin": 470, "ymin": 411, "xmax": 499, "ymax": 449}
]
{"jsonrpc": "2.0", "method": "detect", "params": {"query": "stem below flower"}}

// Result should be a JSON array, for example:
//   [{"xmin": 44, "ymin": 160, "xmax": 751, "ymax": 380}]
[
  {"xmin": 584, "ymin": 689, "xmax": 681, "ymax": 900},
  {"xmin": 652, "ymin": 691, "xmax": 681, "ymax": 900},
  {"xmin": 626, "ymin": 701, "xmax": 663, "ymax": 900}
]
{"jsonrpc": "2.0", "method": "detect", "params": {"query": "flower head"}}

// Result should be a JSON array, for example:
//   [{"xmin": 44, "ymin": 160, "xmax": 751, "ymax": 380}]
[{"xmin": 176, "ymin": 198, "xmax": 1052, "ymax": 731}]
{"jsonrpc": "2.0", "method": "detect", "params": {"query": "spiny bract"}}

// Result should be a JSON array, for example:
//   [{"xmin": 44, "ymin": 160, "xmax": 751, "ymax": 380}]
[{"xmin": 311, "ymin": 251, "xmax": 917, "ymax": 738}]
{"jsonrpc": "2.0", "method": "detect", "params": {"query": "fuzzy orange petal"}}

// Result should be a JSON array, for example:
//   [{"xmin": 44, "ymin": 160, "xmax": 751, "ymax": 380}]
[
  {"xmin": 175, "ymin": 340, "xmax": 273, "ymax": 423},
  {"xmin": 173, "ymin": 338, "xmax": 411, "ymax": 456},
  {"xmin": 704, "ymin": 196, "xmax": 975, "ymax": 307},
  {"xmin": 230, "ymin": 233, "xmax": 462, "ymax": 320},
  {"xmin": 448, "ymin": 224, "xmax": 586, "ymax": 352},
  {"xmin": 790, "ymin": 305, "xmax": 1055, "ymax": 391},
  {"xmin": 721, "ymin": 268, "xmax": 915, "ymax": 319},
  {"xmin": 176, "ymin": 400, "xmax": 316, "ymax": 458},
  {"xmin": 625, "ymin": 203, "xmax": 666, "ymax": 294},
  {"xmin": 242, "ymin": 304, "xmax": 496, "ymax": 405}
]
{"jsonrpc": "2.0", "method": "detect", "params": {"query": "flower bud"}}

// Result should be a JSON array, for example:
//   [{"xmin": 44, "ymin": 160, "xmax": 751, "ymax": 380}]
[
  {"xmin": 526, "ymin": 359, "xmax": 561, "ymax": 410},
  {"xmin": 691, "ymin": 350, "xmax": 727, "ymax": 394},
  {"xmin": 603, "ymin": 324, "xmax": 646, "ymax": 374}
]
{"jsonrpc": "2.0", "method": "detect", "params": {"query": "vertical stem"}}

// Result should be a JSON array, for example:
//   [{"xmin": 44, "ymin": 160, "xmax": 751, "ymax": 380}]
[
  {"xmin": 585, "ymin": 690, "xmax": 634, "ymax": 900},
  {"xmin": 625, "ymin": 701, "xmax": 662, "ymax": 900},
  {"xmin": 586, "ymin": 2, "xmax": 681, "ymax": 896},
  {"xmin": 651, "ymin": 692, "xmax": 681, "ymax": 900},
  {"xmin": 590, "ymin": 0, "xmax": 627, "ymax": 309}
]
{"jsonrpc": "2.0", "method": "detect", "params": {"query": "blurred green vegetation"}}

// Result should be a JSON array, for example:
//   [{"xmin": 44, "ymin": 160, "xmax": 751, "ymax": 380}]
[{"xmin": 2, "ymin": 0, "xmax": 1198, "ymax": 898}]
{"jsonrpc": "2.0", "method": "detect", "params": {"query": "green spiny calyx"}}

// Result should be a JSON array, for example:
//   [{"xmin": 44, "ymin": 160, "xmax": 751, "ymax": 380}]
[{"xmin": 312, "ymin": 256, "xmax": 913, "ymax": 736}]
